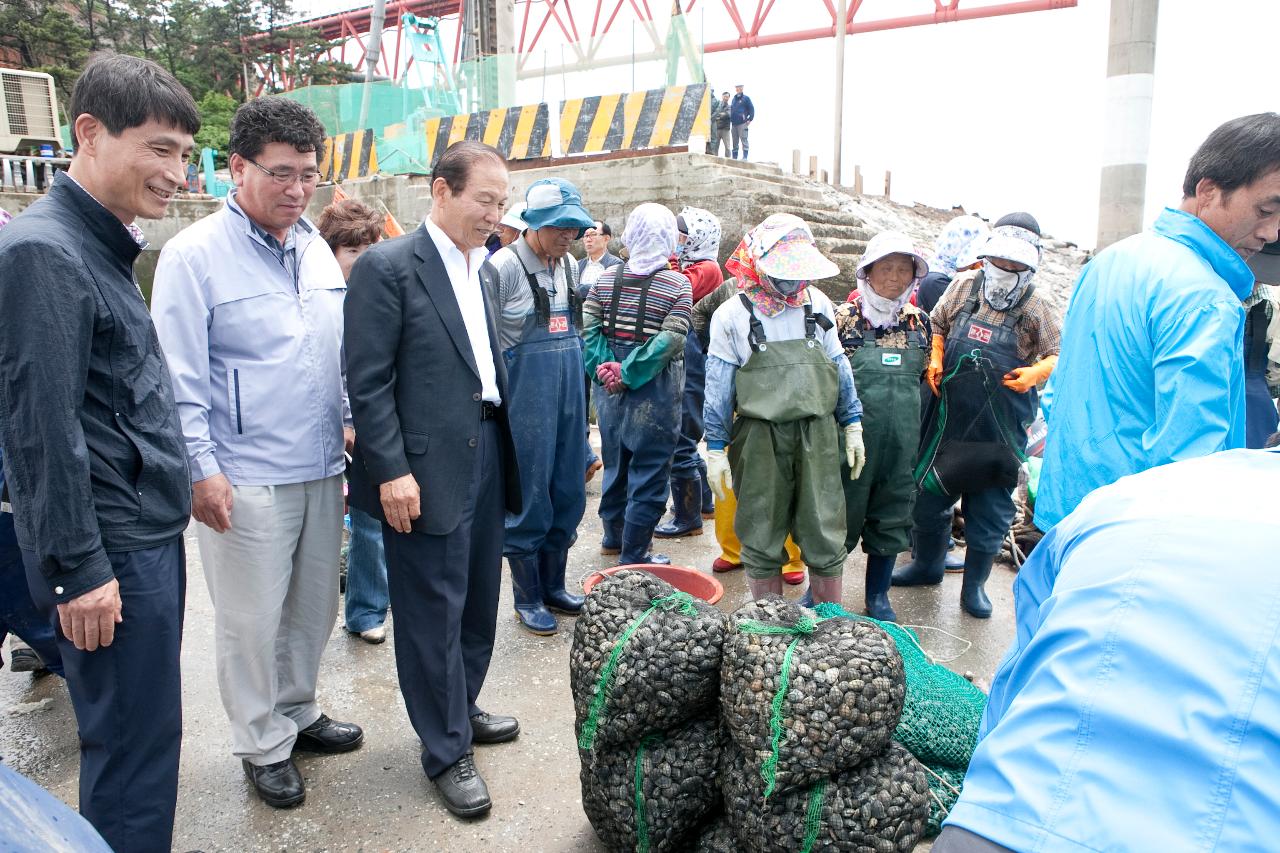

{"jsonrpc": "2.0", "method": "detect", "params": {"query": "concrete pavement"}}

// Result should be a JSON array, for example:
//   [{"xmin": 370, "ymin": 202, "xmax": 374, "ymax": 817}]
[{"xmin": 0, "ymin": 470, "xmax": 1017, "ymax": 852}]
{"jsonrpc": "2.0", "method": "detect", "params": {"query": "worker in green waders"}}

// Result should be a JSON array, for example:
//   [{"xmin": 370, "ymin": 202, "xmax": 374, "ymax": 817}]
[
  {"xmin": 830, "ymin": 232, "xmax": 932, "ymax": 622},
  {"xmin": 703, "ymin": 214, "xmax": 865, "ymax": 603}
]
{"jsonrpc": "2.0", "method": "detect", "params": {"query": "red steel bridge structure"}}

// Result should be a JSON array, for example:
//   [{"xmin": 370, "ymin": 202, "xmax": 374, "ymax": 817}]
[{"xmin": 248, "ymin": 0, "xmax": 1076, "ymax": 93}]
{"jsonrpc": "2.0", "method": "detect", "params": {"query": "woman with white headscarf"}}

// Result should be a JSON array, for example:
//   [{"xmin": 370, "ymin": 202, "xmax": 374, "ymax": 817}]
[
  {"xmin": 917, "ymin": 215, "xmax": 990, "ymax": 313},
  {"xmin": 655, "ymin": 206, "xmax": 724, "ymax": 540},
  {"xmin": 703, "ymin": 213, "xmax": 865, "ymax": 605},
  {"xmin": 830, "ymin": 231, "xmax": 932, "ymax": 622},
  {"xmin": 582, "ymin": 203, "xmax": 693, "ymax": 565}
]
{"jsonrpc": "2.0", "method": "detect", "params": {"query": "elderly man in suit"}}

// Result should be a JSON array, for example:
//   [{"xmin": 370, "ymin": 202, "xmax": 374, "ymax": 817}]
[{"xmin": 344, "ymin": 140, "xmax": 522, "ymax": 819}]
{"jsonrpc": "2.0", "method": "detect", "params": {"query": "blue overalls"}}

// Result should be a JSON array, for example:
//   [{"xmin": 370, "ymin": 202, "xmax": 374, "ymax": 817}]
[
  {"xmin": 502, "ymin": 255, "xmax": 589, "ymax": 558},
  {"xmin": 1244, "ymin": 301, "xmax": 1278, "ymax": 449},
  {"xmin": 914, "ymin": 277, "xmax": 1037, "ymax": 554},
  {"xmin": 595, "ymin": 266, "xmax": 685, "ymax": 557}
]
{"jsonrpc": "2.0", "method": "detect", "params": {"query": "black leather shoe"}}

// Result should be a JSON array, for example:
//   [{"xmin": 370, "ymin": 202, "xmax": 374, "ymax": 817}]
[
  {"xmin": 432, "ymin": 752, "xmax": 491, "ymax": 818},
  {"xmin": 243, "ymin": 758, "xmax": 305, "ymax": 808},
  {"xmin": 470, "ymin": 711, "xmax": 520, "ymax": 744},
  {"xmin": 294, "ymin": 714, "xmax": 364, "ymax": 754}
]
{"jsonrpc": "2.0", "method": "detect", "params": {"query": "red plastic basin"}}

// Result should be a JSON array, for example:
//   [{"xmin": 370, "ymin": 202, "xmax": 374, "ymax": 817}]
[{"xmin": 582, "ymin": 564, "xmax": 724, "ymax": 605}]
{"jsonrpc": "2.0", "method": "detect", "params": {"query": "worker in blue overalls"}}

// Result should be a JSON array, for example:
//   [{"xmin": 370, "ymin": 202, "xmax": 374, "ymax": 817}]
[{"xmin": 490, "ymin": 178, "xmax": 594, "ymax": 635}]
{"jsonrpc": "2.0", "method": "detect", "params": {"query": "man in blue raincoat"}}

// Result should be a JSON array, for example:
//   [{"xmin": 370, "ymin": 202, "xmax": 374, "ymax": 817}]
[
  {"xmin": 935, "ymin": 445, "xmax": 1280, "ymax": 853},
  {"xmin": 1036, "ymin": 112, "xmax": 1280, "ymax": 531},
  {"xmin": 490, "ymin": 178, "xmax": 593, "ymax": 635}
]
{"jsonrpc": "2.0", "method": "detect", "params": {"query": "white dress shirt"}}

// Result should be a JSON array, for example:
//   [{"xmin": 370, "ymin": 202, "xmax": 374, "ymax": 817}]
[{"xmin": 424, "ymin": 217, "xmax": 501, "ymax": 403}]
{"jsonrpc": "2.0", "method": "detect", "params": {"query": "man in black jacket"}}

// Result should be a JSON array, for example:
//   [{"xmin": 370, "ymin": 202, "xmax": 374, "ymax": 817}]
[
  {"xmin": 0, "ymin": 54, "xmax": 198, "ymax": 853},
  {"xmin": 345, "ymin": 140, "xmax": 522, "ymax": 819}
]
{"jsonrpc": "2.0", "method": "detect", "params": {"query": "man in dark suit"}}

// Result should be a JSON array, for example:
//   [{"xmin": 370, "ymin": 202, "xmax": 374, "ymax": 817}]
[{"xmin": 344, "ymin": 140, "xmax": 521, "ymax": 818}]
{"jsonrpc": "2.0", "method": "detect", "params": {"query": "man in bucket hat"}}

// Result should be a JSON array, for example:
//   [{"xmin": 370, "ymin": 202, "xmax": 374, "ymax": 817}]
[
  {"xmin": 703, "ymin": 213, "xmax": 864, "ymax": 605},
  {"xmin": 895, "ymin": 213, "xmax": 1061, "ymax": 619},
  {"xmin": 490, "ymin": 178, "xmax": 594, "ymax": 635}
]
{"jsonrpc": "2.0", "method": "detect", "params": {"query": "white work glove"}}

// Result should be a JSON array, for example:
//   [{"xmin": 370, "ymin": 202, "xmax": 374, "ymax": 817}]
[
  {"xmin": 844, "ymin": 422, "xmax": 866, "ymax": 481},
  {"xmin": 706, "ymin": 448, "xmax": 733, "ymax": 502}
]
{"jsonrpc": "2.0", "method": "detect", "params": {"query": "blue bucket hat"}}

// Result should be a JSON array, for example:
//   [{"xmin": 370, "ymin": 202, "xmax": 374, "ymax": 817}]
[{"xmin": 522, "ymin": 178, "xmax": 594, "ymax": 237}]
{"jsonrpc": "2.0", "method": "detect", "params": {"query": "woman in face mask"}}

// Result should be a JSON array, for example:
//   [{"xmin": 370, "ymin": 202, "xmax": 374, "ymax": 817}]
[
  {"xmin": 831, "ymin": 231, "xmax": 932, "ymax": 621},
  {"xmin": 703, "ymin": 213, "xmax": 865, "ymax": 604},
  {"xmin": 894, "ymin": 213, "xmax": 1062, "ymax": 619},
  {"xmin": 656, "ymin": 206, "xmax": 725, "ymax": 541}
]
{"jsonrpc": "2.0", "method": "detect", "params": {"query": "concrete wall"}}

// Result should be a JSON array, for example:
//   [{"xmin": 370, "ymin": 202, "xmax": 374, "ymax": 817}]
[{"xmin": 1, "ymin": 153, "xmax": 844, "ymax": 296}]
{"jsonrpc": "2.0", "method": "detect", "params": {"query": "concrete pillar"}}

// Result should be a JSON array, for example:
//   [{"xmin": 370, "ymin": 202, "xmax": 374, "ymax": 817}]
[{"xmin": 1097, "ymin": 0, "xmax": 1159, "ymax": 250}]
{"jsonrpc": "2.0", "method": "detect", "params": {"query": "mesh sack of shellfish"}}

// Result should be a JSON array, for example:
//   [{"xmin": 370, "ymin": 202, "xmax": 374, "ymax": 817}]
[
  {"xmin": 720, "ymin": 740, "xmax": 929, "ymax": 853},
  {"xmin": 580, "ymin": 716, "xmax": 722, "ymax": 853},
  {"xmin": 721, "ymin": 597, "xmax": 905, "ymax": 797},
  {"xmin": 691, "ymin": 814, "xmax": 738, "ymax": 853},
  {"xmin": 571, "ymin": 570, "xmax": 727, "ymax": 752}
]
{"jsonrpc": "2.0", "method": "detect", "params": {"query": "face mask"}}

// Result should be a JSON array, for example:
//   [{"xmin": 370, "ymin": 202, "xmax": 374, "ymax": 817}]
[
  {"xmin": 773, "ymin": 278, "xmax": 807, "ymax": 296},
  {"xmin": 981, "ymin": 260, "xmax": 1032, "ymax": 311}
]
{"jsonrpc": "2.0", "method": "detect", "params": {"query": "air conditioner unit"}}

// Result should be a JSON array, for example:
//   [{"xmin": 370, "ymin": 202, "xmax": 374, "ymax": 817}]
[{"xmin": 0, "ymin": 68, "xmax": 62, "ymax": 156}]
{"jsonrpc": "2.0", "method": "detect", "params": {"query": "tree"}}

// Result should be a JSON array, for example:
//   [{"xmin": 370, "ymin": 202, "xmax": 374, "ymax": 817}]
[{"xmin": 194, "ymin": 91, "xmax": 236, "ymax": 167}]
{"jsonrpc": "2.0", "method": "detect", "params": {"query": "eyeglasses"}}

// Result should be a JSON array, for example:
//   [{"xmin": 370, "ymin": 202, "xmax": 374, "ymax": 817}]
[{"xmin": 244, "ymin": 157, "xmax": 321, "ymax": 186}]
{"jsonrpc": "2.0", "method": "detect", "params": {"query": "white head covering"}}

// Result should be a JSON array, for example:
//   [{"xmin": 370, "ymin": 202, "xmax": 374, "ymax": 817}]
[
  {"xmin": 977, "ymin": 225, "xmax": 1042, "ymax": 311},
  {"xmin": 929, "ymin": 215, "xmax": 990, "ymax": 276},
  {"xmin": 622, "ymin": 203, "xmax": 678, "ymax": 275},
  {"xmin": 676, "ymin": 206, "xmax": 721, "ymax": 264},
  {"xmin": 856, "ymin": 231, "xmax": 927, "ymax": 329},
  {"xmin": 499, "ymin": 203, "xmax": 527, "ymax": 231}
]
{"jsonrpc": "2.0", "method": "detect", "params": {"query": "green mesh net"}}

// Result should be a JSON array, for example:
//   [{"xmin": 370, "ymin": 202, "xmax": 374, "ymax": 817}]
[{"xmin": 812, "ymin": 603, "xmax": 985, "ymax": 837}]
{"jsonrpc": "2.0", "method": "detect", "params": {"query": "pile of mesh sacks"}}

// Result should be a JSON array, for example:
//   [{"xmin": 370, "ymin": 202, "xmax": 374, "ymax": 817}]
[{"xmin": 571, "ymin": 571, "xmax": 983, "ymax": 851}]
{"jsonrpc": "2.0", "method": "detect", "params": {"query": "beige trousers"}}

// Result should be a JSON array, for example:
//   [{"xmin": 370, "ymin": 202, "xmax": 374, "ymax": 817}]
[{"xmin": 197, "ymin": 474, "xmax": 343, "ymax": 765}]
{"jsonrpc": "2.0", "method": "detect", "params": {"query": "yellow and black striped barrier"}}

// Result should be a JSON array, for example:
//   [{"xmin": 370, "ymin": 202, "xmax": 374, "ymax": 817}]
[
  {"xmin": 319, "ymin": 130, "xmax": 379, "ymax": 183},
  {"xmin": 423, "ymin": 103, "xmax": 551, "ymax": 168},
  {"xmin": 559, "ymin": 83, "xmax": 709, "ymax": 156}
]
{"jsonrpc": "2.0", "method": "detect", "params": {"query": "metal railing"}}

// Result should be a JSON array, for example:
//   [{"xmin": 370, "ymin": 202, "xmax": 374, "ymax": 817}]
[{"xmin": 1, "ymin": 154, "xmax": 70, "ymax": 193}]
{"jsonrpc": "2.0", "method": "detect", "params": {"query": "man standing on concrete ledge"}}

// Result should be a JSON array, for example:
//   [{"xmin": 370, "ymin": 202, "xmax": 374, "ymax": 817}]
[
  {"xmin": 1036, "ymin": 113, "xmax": 1280, "ymax": 531},
  {"xmin": 0, "ymin": 54, "xmax": 198, "ymax": 852},
  {"xmin": 345, "ymin": 140, "xmax": 523, "ymax": 819},
  {"xmin": 153, "ymin": 96, "xmax": 364, "ymax": 810},
  {"xmin": 730, "ymin": 83, "xmax": 755, "ymax": 160}
]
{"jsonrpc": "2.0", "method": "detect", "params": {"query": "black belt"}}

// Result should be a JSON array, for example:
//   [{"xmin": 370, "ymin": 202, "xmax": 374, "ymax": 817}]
[{"xmin": 481, "ymin": 401, "xmax": 500, "ymax": 420}]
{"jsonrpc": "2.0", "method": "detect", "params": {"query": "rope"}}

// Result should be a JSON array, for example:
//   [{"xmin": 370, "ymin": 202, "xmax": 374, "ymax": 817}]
[
  {"xmin": 736, "ymin": 614, "xmax": 825, "ymax": 798},
  {"xmin": 633, "ymin": 733, "xmax": 662, "ymax": 852},
  {"xmin": 800, "ymin": 779, "xmax": 827, "ymax": 853},
  {"xmin": 577, "ymin": 592, "xmax": 698, "ymax": 750}
]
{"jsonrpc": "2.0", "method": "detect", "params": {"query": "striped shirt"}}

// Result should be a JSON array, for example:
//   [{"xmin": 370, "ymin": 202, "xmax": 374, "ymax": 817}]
[{"xmin": 584, "ymin": 264, "xmax": 692, "ymax": 344}]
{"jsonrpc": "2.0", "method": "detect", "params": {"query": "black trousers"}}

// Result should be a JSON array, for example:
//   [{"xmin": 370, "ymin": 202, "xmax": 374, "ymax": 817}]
[
  {"xmin": 23, "ymin": 537, "xmax": 186, "ymax": 853},
  {"xmin": 382, "ymin": 419, "xmax": 505, "ymax": 779}
]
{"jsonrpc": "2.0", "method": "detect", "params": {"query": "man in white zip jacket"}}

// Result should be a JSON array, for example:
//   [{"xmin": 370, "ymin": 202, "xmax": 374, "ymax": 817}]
[{"xmin": 152, "ymin": 97, "xmax": 364, "ymax": 810}]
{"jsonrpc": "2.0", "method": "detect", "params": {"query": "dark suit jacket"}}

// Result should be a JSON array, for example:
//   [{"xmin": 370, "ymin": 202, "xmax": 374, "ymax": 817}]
[{"xmin": 344, "ymin": 224, "xmax": 521, "ymax": 536}]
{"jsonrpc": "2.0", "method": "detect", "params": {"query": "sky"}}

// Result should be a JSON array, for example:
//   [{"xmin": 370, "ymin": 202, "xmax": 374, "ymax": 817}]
[{"xmin": 297, "ymin": 0, "xmax": 1280, "ymax": 249}]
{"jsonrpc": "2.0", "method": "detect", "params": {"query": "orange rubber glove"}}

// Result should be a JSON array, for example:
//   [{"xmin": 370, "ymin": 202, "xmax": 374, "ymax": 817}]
[
  {"xmin": 1003, "ymin": 354, "xmax": 1058, "ymax": 393},
  {"xmin": 925, "ymin": 335, "xmax": 945, "ymax": 396}
]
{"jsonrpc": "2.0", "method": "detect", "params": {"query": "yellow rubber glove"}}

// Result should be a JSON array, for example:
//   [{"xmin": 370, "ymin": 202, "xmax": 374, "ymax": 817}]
[
  {"xmin": 844, "ymin": 423, "xmax": 866, "ymax": 480},
  {"xmin": 706, "ymin": 448, "xmax": 733, "ymax": 502},
  {"xmin": 926, "ymin": 335, "xmax": 945, "ymax": 396},
  {"xmin": 1003, "ymin": 354, "xmax": 1059, "ymax": 393}
]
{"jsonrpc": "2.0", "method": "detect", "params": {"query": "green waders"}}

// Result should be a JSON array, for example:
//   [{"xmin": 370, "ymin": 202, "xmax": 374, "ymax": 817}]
[
  {"xmin": 841, "ymin": 315, "xmax": 929, "ymax": 556},
  {"xmin": 727, "ymin": 295, "xmax": 847, "ymax": 580}
]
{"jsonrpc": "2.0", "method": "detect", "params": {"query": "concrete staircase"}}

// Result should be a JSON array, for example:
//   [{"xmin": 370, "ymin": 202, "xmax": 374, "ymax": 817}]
[{"xmin": 508, "ymin": 152, "xmax": 873, "ymax": 300}]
